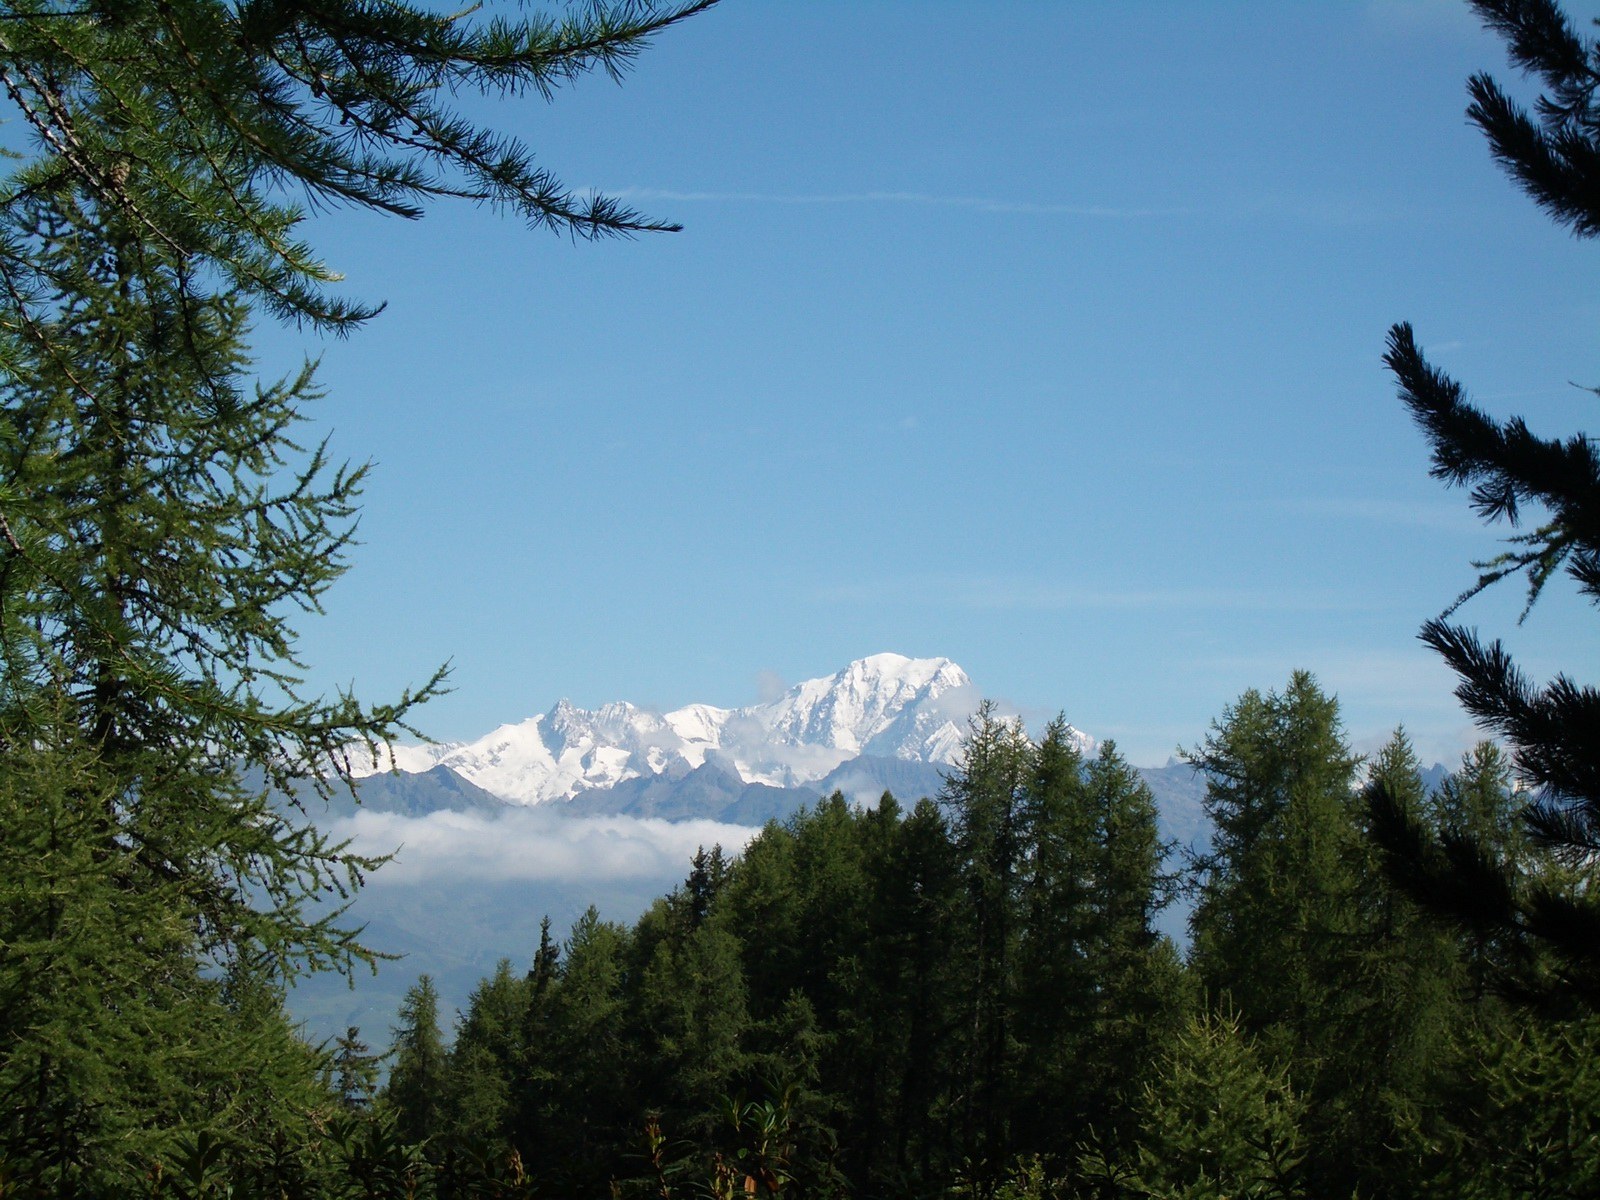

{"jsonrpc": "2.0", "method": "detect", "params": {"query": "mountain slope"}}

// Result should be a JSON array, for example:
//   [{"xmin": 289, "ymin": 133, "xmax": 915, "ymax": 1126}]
[{"xmin": 352, "ymin": 653, "xmax": 1006, "ymax": 805}]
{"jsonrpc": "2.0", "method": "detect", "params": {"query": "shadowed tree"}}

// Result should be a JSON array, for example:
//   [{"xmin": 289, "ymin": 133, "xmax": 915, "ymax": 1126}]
[{"xmin": 1369, "ymin": 0, "xmax": 1600, "ymax": 1008}]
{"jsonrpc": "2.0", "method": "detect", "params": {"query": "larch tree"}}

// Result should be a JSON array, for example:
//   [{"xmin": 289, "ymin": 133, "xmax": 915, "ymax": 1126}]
[
  {"xmin": 384, "ymin": 973, "xmax": 447, "ymax": 1149},
  {"xmin": 943, "ymin": 702, "xmax": 1032, "ymax": 1171},
  {"xmin": 0, "ymin": 194, "xmax": 417, "ymax": 1184},
  {"xmin": 0, "ymin": 0, "xmax": 718, "ymax": 1181},
  {"xmin": 1367, "ymin": 0, "xmax": 1600, "ymax": 1007},
  {"xmin": 1187, "ymin": 672, "xmax": 1362, "ymax": 1052},
  {"xmin": 0, "ymin": 0, "xmax": 716, "ymax": 341}
]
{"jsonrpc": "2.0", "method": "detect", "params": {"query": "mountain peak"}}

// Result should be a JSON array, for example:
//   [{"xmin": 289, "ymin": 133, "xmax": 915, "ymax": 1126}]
[{"xmin": 352, "ymin": 654, "xmax": 1015, "ymax": 806}]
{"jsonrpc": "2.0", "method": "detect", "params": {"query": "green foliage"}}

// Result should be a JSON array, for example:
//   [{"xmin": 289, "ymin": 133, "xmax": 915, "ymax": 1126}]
[
  {"xmin": 1186, "ymin": 685, "xmax": 1480, "ymax": 1195},
  {"xmin": 0, "ymin": 0, "xmax": 716, "ymax": 336},
  {"xmin": 1121, "ymin": 1011, "xmax": 1306, "ymax": 1200},
  {"xmin": 946, "ymin": 704, "xmax": 1033, "ymax": 1166},
  {"xmin": 333, "ymin": 1026, "xmax": 381, "ymax": 1113},
  {"xmin": 385, "ymin": 974, "xmax": 446, "ymax": 1147},
  {"xmin": 0, "ymin": 198, "xmax": 436, "ymax": 973},
  {"xmin": 1187, "ymin": 672, "xmax": 1363, "ymax": 1035},
  {"xmin": 0, "ymin": 0, "xmax": 715, "ymax": 1183},
  {"xmin": 0, "ymin": 198, "xmax": 413, "ymax": 1181},
  {"xmin": 379, "ymin": 682, "xmax": 1598, "ymax": 1200},
  {"xmin": 1423, "ymin": 1014, "xmax": 1600, "ymax": 1198}
]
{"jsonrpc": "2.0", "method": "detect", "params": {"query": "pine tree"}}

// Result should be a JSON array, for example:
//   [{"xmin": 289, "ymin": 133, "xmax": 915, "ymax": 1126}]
[{"xmin": 1368, "ymin": 0, "xmax": 1600, "ymax": 1007}]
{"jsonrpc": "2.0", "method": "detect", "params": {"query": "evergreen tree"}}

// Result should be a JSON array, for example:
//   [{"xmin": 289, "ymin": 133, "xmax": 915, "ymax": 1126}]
[
  {"xmin": 1330, "ymin": 732, "xmax": 1464, "ymax": 1193},
  {"xmin": 521, "ymin": 907, "xmax": 633, "ymax": 1194},
  {"xmin": 0, "ymin": 196, "xmax": 417, "ymax": 1182},
  {"xmin": 864, "ymin": 795, "xmax": 966, "ymax": 1189},
  {"xmin": 1187, "ymin": 675, "xmax": 1415, "ymax": 1194},
  {"xmin": 1074, "ymin": 742, "xmax": 1187, "ymax": 1142},
  {"xmin": 1369, "ymin": 0, "xmax": 1600, "ymax": 1007},
  {"xmin": 0, "ymin": 730, "xmax": 331, "ymax": 1188},
  {"xmin": 1421, "ymin": 1012, "xmax": 1600, "ymax": 1198},
  {"xmin": 1187, "ymin": 672, "xmax": 1361, "ymax": 1054},
  {"xmin": 0, "ymin": 2, "xmax": 714, "ymax": 1181},
  {"xmin": 0, "ymin": 188, "xmax": 435, "ymax": 972},
  {"xmin": 944, "ymin": 702, "xmax": 1032, "ymax": 1172},
  {"xmin": 0, "ymin": 0, "xmax": 716, "ymax": 343},
  {"xmin": 1118, "ymin": 1010, "xmax": 1307, "ymax": 1200},
  {"xmin": 1190, "ymin": 691, "xmax": 1482, "ymax": 1195},
  {"xmin": 1430, "ymin": 742, "xmax": 1529, "ymax": 998},
  {"xmin": 441, "ymin": 959, "xmax": 530, "ymax": 1163},
  {"xmin": 385, "ymin": 973, "xmax": 447, "ymax": 1148},
  {"xmin": 333, "ymin": 1026, "xmax": 380, "ymax": 1112},
  {"xmin": 634, "ymin": 922, "xmax": 751, "ymax": 1135}
]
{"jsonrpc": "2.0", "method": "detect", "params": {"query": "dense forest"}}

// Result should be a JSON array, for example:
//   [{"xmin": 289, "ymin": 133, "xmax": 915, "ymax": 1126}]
[
  {"xmin": 361, "ymin": 686, "xmax": 1600, "ymax": 1199},
  {"xmin": 1, "ymin": 0, "xmax": 1597, "ymax": 1194}
]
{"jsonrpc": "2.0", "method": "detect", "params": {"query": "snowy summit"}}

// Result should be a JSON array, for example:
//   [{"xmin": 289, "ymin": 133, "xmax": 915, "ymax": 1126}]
[{"xmin": 351, "ymin": 653, "xmax": 1044, "ymax": 806}]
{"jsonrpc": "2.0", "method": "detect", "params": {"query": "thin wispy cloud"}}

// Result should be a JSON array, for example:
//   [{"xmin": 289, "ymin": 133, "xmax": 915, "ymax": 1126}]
[
  {"xmin": 813, "ymin": 576, "xmax": 1380, "ymax": 614},
  {"xmin": 612, "ymin": 186, "xmax": 1420, "ymax": 228},
  {"xmin": 608, "ymin": 187, "xmax": 1186, "ymax": 220}
]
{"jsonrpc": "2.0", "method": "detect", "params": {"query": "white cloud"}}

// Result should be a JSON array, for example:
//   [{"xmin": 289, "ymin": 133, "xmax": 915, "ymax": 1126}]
[{"xmin": 329, "ymin": 807, "xmax": 760, "ymax": 887}]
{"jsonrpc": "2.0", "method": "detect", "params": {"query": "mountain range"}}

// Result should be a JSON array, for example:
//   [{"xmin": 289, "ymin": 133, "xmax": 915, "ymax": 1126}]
[
  {"xmin": 291, "ymin": 656, "xmax": 1453, "ymax": 1044},
  {"xmin": 344, "ymin": 653, "xmax": 1071, "ymax": 821}
]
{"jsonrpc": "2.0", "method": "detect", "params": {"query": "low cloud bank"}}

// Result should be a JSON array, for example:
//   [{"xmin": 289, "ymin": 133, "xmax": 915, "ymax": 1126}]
[
  {"xmin": 291, "ymin": 808, "xmax": 763, "ymax": 1045},
  {"xmin": 327, "ymin": 806, "xmax": 762, "ymax": 887}
]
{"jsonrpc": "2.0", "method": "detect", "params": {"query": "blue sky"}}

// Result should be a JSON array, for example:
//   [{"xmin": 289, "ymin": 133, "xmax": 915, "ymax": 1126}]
[{"xmin": 265, "ymin": 0, "xmax": 1600, "ymax": 769}]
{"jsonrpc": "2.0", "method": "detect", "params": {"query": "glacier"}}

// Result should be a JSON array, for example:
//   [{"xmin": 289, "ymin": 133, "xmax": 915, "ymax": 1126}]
[{"xmin": 349, "ymin": 652, "xmax": 1087, "ymax": 807}]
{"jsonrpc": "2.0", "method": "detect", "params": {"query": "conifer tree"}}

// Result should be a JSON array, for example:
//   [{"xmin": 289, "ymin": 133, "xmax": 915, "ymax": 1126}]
[
  {"xmin": 0, "ymin": 1, "xmax": 714, "ymax": 1181},
  {"xmin": 0, "ymin": 192, "xmax": 425, "ymax": 1181},
  {"xmin": 0, "ymin": 0, "xmax": 716, "ymax": 343},
  {"xmin": 1011, "ymin": 717, "xmax": 1098, "ymax": 1151},
  {"xmin": 944, "ymin": 703, "xmax": 1032, "ymax": 1171},
  {"xmin": 524, "ymin": 907, "xmax": 633, "ymax": 1193},
  {"xmin": 1186, "ymin": 675, "xmax": 1391, "ymax": 1193},
  {"xmin": 385, "ymin": 973, "xmax": 447, "ymax": 1148},
  {"xmin": 1074, "ymin": 742, "xmax": 1186, "ymax": 1139},
  {"xmin": 1187, "ymin": 672, "xmax": 1362, "ymax": 1052},
  {"xmin": 1119, "ymin": 1011, "xmax": 1307, "ymax": 1200},
  {"xmin": 866, "ymin": 796, "xmax": 965, "ymax": 1187},
  {"xmin": 333, "ymin": 1026, "xmax": 380, "ymax": 1112},
  {"xmin": 1369, "ymin": 0, "xmax": 1600, "ymax": 1007},
  {"xmin": 0, "ymin": 189, "xmax": 437, "ymax": 966},
  {"xmin": 441, "ymin": 959, "xmax": 531, "ymax": 1161}
]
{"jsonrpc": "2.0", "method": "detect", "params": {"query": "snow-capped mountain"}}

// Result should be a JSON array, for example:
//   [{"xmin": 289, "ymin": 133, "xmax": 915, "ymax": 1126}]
[{"xmin": 351, "ymin": 653, "xmax": 1038, "ymax": 806}]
